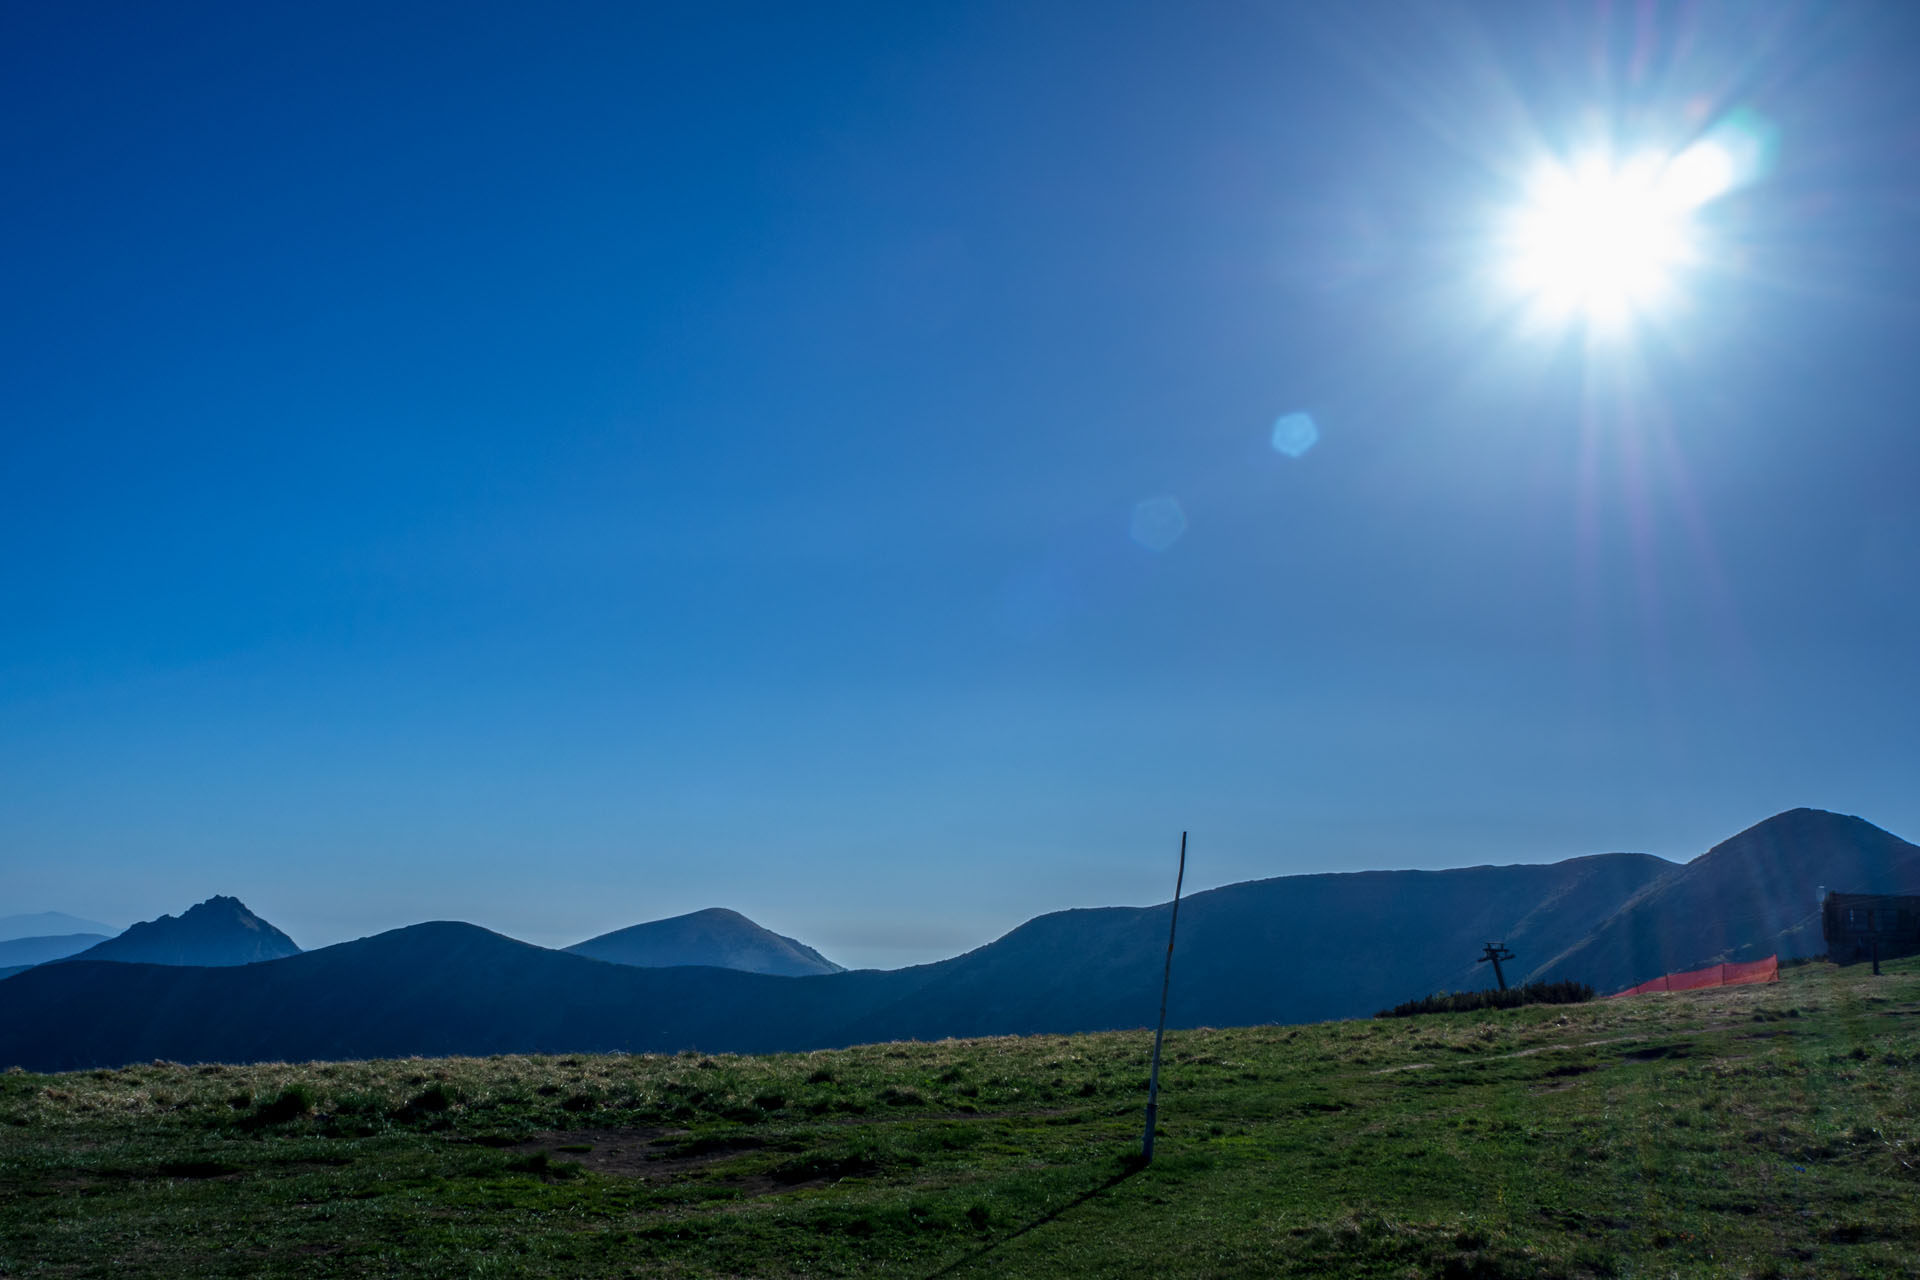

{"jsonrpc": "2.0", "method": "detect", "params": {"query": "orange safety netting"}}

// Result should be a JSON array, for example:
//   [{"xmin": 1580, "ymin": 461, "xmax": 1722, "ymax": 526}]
[{"xmin": 1609, "ymin": 954, "xmax": 1779, "ymax": 998}]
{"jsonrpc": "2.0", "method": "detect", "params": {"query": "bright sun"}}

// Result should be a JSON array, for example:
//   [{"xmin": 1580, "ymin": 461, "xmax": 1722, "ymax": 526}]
[{"xmin": 1504, "ymin": 139, "xmax": 1735, "ymax": 332}]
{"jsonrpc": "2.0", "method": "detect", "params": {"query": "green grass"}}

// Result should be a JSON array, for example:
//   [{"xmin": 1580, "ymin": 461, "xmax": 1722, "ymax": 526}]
[{"xmin": 2, "ymin": 958, "xmax": 1916, "ymax": 1277}]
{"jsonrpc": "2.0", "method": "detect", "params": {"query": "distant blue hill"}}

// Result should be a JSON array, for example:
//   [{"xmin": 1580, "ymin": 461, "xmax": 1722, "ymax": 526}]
[
  {"xmin": 60, "ymin": 896, "xmax": 300, "ymax": 968},
  {"xmin": 0, "ymin": 934, "xmax": 111, "ymax": 968},
  {"xmin": 0, "ymin": 912, "xmax": 116, "ymax": 943},
  {"xmin": 566, "ymin": 908, "xmax": 844, "ymax": 976}
]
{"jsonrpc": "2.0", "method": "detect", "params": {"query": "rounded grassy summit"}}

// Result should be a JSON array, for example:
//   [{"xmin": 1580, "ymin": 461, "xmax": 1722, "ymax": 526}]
[{"xmin": 564, "ymin": 907, "xmax": 845, "ymax": 977}]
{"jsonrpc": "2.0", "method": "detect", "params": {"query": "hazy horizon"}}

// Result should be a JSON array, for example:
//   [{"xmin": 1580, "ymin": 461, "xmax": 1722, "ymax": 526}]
[{"xmin": 6, "ymin": 2, "xmax": 1917, "ymax": 972}]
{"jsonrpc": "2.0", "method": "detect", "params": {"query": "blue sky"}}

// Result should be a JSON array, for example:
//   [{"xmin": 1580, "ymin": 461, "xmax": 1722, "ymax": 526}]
[{"xmin": 4, "ymin": 2, "xmax": 1917, "ymax": 968}]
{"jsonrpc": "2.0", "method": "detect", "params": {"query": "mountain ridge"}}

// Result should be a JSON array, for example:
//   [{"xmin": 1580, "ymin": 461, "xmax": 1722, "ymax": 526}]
[{"xmin": 5, "ymin": 808, "xmax": 1916, "ymax": 1071}]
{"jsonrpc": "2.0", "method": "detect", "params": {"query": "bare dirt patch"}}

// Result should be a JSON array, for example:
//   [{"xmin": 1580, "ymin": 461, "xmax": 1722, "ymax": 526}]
[{"xmin": 504, "ymin": 1128, "xmax": 700, "ymax": 1178}]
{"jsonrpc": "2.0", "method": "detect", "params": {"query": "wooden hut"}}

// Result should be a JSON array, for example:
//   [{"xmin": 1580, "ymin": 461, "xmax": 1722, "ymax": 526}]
[{"xmin": 1822, "ymin": 892, "xmax": 1920, "ymax": 966}]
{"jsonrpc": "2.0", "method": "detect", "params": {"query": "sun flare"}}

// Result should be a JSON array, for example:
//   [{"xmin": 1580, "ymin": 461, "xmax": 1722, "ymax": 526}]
[{"xmin": 1503, "ymin": 140, "xmax": 1734, "ymax": 332}]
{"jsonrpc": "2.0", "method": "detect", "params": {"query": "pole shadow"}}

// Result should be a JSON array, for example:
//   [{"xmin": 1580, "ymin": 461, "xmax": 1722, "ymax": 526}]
[{"xmin": 922, "ymin": 1163, "xmax": 1143, "ymax": 1279}]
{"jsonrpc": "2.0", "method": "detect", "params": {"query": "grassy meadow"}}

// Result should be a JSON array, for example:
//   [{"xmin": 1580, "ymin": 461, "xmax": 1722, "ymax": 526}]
[{"xmin": 1, "ymin": 957, "xmax": 1916, "ymax": 1278}]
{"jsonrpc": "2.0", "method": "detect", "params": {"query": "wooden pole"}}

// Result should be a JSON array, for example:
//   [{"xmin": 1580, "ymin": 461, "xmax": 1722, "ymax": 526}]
[{"xmin": 1142, "ymin": 831, "xmax": 1188, "ymax": 1165}]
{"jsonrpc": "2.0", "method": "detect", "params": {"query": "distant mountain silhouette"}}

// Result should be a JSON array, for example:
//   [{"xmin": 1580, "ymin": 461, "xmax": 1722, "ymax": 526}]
[
  {"xmin": 566, "ymin": 908, "xmax": 843, "ymax": 976},
  {"xmin": 0, "ymin": 859, "xmax": 1667, "ymax": 1068},
  {"xmin": 1533, "ymin": 808, "xmax": 1920, "ymax": 993},
  {"xmin": 0, "ymin": 934, "xmax": 111, "ymax": 969},
  {"xmin": 5, "ymin": 811, "xmax": 1917, "ymax": 1070},
  {"xmin": 0, "ymin": 912, "xmax": 116, "ymax": 942},
  {"xmin": 62, "ymin": 896, "xmax": 300, "ymax": 967},
  {"xmin": 0, "ymin": 924, "xmax": 934, "ymax": 1070}
]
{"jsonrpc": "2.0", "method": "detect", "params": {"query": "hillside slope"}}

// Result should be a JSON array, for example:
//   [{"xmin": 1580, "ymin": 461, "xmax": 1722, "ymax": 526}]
[
  {"xmin": 4, "ymin": 959, "xmax": 1914, "ymax": 1278},
  {"xmin": 566, "ymin": 908, "xmax": 843, "ymax": 976}
]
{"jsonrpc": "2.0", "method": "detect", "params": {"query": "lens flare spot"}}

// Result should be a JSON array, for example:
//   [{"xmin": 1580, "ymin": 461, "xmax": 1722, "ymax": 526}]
[
  {"xmin": 1129, "ymin": 497, "xmax": 1187, "ymax": 551},
  {"xmin": 1662, "ymin": 140, "xmax": 1736, "ymax": 210},
  {"xmin": 1695, "ymin": 107, "xmax": 1780, "ymax": 193},
  {"xmin": 1271, "ymin": 412, "xmax": 1319, "ymax": 458}
]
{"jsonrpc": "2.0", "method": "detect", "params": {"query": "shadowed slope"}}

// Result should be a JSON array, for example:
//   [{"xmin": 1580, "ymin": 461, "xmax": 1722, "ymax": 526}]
[
  {"xmin": 1532, "ymin": 809, "xmax": 1920, "ymax": 992},
  {"xmin": 567, "ymin": 908, "xmax": 843, "ymax": 976},
  {"xmin": 830, "ymin": 852, "xmax": 1675, "ymax": 1042},
  {"xmin": 64, "ymin": 896, "xmax": 300, "ymax": 967}
]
